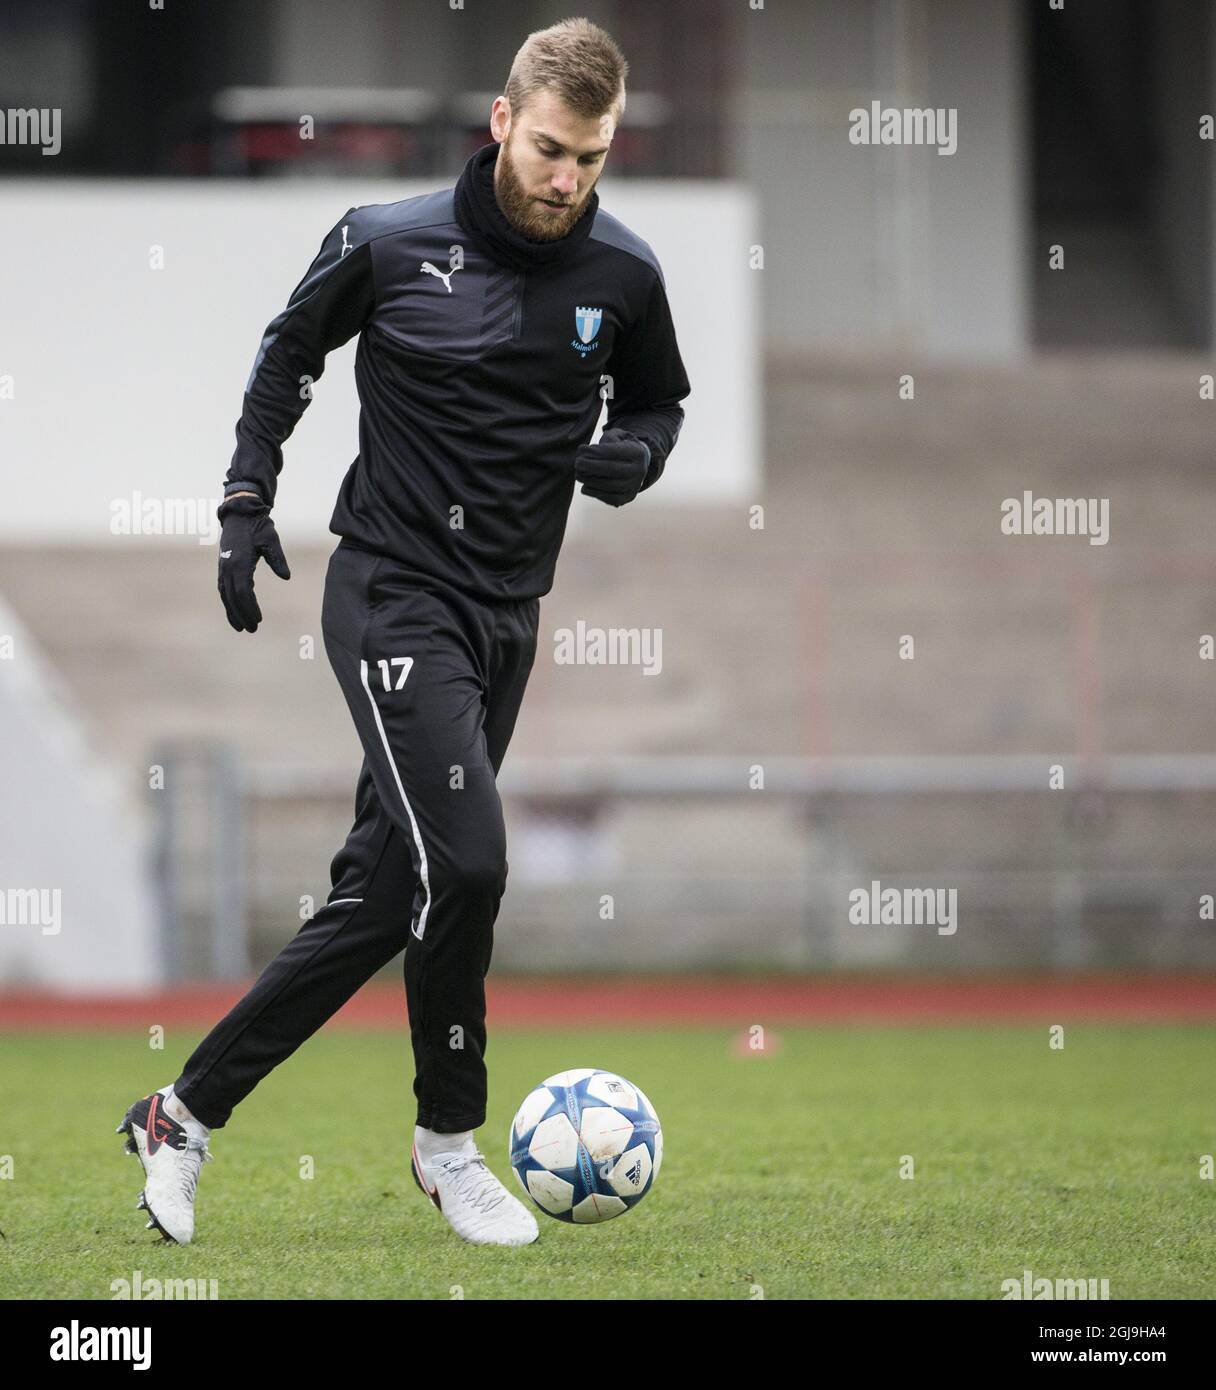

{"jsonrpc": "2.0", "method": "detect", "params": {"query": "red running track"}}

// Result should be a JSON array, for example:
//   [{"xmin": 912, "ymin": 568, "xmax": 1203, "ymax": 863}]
[{"xmin": 1, "ymin": 975, "xmax": 1215, "ymax": 1031}]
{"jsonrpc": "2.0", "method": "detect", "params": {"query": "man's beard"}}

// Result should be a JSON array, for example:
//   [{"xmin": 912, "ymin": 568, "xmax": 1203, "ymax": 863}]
[{"xmin": 494, "ymin": 136, "xmax": 596, "ymax": 242}]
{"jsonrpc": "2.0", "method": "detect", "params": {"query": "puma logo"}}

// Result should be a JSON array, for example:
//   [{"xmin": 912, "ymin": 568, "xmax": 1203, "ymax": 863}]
[{"xmin": 420, "ymin": 260, "xmax": 459, "ymax": 293}]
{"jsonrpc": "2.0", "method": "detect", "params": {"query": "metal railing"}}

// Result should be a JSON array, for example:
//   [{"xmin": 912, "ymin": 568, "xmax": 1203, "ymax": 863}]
[{"xmin": 152, "ymin": 748, "xmax": 1216, "ymax": 978}]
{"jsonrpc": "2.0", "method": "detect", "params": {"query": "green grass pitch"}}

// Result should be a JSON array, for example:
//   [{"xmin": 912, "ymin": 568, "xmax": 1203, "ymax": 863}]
[{"xmin": 2, "ymin": 1025, "xmax": 1212, "ymax": 1299}]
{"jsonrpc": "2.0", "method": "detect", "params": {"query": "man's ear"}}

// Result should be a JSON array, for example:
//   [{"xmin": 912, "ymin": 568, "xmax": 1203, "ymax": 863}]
[{"xmin": 490, "ymin": 95, "xmax": 512, "ymax": 143}]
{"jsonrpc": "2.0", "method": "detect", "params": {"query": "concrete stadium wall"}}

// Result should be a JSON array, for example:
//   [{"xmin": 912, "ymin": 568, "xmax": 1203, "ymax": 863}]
[
  {"xmin": 1, "ymin": 350, "xmax": 1211, "ymax": 974},
  {"xmin": 0, "ymin": 594, "xmax": 159, "ymax": 988},
  {"xmin": 732, "ymin": 0, "xmax": 1028, "ymax": 360}
]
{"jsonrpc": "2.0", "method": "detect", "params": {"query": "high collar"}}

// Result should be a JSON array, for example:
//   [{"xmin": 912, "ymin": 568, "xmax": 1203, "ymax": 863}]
[{"xmin": 453, "ymin": 141, "xmax": 598, "ymax": 273}]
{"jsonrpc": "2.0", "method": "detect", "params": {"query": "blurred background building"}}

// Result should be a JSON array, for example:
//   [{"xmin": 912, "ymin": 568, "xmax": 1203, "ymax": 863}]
[{"xmin": 1, "ymin": 0, "xmax": 1214, "ymax": 986}]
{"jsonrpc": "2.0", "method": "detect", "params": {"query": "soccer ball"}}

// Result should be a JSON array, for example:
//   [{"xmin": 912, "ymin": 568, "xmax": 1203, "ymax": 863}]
[{"xmin": 509, "ymin": 1068, "xmax": 663, "ymax": 1223}]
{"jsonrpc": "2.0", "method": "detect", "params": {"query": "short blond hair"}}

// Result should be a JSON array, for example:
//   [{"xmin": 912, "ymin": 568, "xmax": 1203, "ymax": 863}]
[{"xmin": 505, "ymin": 17, "xmax": 628, "ymax": 128}]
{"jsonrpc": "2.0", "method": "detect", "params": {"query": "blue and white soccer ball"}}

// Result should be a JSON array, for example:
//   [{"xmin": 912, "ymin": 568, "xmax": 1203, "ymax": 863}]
[{"xmin": 509, "ymin": 1068, "xmax": 663, "ymax": 1223}]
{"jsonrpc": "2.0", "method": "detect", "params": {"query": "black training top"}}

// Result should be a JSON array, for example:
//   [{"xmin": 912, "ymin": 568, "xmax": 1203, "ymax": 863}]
[{"xmin": 223, "ymin": 142, "xmax": 691, "ymax": 602}]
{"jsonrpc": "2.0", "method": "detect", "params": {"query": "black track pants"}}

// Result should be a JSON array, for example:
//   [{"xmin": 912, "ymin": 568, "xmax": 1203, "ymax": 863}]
[{"xmin": 175, "ymin": 539, "xmax": 540, "ymax": 1132}]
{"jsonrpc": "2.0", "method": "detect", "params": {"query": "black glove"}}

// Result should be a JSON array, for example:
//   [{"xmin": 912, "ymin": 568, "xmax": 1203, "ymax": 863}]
[
  {"xmin": 216, "ymin": 493, "xmax": 291, "ymax": 633},
  {"xmin": 574, "ymin": 427, "xmax": 651, "ymax": 507}
]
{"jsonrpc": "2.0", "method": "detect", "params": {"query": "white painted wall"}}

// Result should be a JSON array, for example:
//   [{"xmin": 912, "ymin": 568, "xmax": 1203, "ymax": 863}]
[{"xmin": 0, "ymin": 178, "xmax": 757, "ymax": 542}]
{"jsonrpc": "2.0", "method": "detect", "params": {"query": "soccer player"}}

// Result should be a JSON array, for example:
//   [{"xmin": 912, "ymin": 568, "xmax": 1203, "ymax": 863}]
[{"xmin": 117, "ymin": 18, "xmax": 690, "ymax": 1247}]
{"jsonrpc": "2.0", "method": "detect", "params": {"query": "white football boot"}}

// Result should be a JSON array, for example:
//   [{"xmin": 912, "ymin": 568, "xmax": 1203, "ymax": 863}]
[
  {"xmin": 411, "ymin": 1136, "xmax": 539, "ymax": 1247},
  {"xmin": 116, "ymin": 1086, "xmax": 213, "ymax": 1244}
]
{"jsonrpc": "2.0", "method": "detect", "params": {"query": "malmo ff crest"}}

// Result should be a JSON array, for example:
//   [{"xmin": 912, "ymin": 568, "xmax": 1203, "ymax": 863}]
[{"xmin": 572, "ymin": 305, "xmax": 603, "ymax": 354}]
